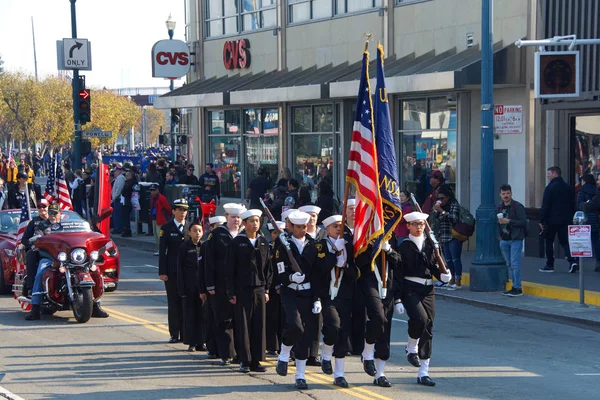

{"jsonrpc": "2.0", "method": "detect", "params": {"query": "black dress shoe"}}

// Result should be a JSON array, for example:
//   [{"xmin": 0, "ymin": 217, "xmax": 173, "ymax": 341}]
[
  {"xmin": 373, "ymin": 376, "xmax": 392, "ymax": 387},
  {"xmin": 239, "ymin": 362, "xmax": 250, "ymax": 373},
  {"xmin": 362, "ymin": 358, "xmax": 376, "ymax": 376},
  {"xmin": 206, "ymin": 352, "xmax": 218, "ymax": 359},
  {"xmin": 334, "ymin": 377, "xmax": 349, "ymax": 388},
  {"xmin": 295, "ymin": 379, "xmax": 308, "ymax": 390},
  {"xmin": 250, "ymin": 362, "xmax": 266, "ymax": 372},
  {"xmin": 266, "ymin": 350, "xmax": 278, "ymax": 356},
  {"xmin": 168, "ymin": 337, "xmax": 180, "ymax": 343},
  {"xmin": 232, "ymin": 355, "xmax": 240, "ymax": 364},
  {"xmin": 306, "ymin": 356, "xmax": 321, "ymax": 366},
  {"xmin": 220, "ymin": 358, "xmax": 231, "ymax": 366},
  {"xmin": 407, "ymin": 353, "xmax": 421, "ymax": 367},
  {"xmin": 321, "ymin": 359, "xmax": 333, "ymax": 375},
  {"xmin": 187, "ymin": 345, "xmax": 195, "ymax": 352},
  {"xmin": 195, "ymin": 345, "xmax": 207, "ymax": 351},
  {"xmin": 417, "ymin": 376, "xmax": 436, "ymax": 387},
  {"xmin": 276, "ymin": 360, "xmax": 288, "ymax": 376},
  {"xmin": 92, "ymin": 303, "xmax": 109, "ymax": 318}
]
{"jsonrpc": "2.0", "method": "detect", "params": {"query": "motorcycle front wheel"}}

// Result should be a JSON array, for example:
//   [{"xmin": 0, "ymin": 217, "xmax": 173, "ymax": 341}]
[{"xmin": 72, "ymin": 287, "xmax": 94, "ymax": 323}]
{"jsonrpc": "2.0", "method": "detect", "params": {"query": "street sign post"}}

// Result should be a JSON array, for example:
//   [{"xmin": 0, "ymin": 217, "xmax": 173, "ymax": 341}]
[
  {"xmin": 569, "ymin": 220, "xmax": 591, "ymax": 306},
  {"xmin": 82, "ymin": 128, "xmax": 112, "ymax": 138}
]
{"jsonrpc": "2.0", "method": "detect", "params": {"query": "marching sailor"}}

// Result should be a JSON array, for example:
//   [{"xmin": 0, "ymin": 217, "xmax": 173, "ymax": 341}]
[
  {"xmin": 345, "ymin": 199, "xmax": 366, "ymax": 356},
  {"xmin": 205, "ymin": 203, "xmax": 246, "ymax": 365},
  {"xmin": 274, "ymin": 211, "xmax": 320, "ymax": 390},
  {"xmin": 299, "ymin": 205, "xmax": 325, "ymax": 240},
  {"xmin": 226, "ymin": 209, "xmax": 272, "ymax": 373},
  {"xmin": 315, "ymin": 215, "xmax": 357, "ymax": 387},
  {"xmin": 265, "ymin": 221, "xmax": 286, "ymax": 356},
  {"xmin": 396, "ymin": 211, "xmax": 451, "ymax": 387},
  {"xmin": 355, "ymin": 232, "xmax": 401, "ymax": 387}
]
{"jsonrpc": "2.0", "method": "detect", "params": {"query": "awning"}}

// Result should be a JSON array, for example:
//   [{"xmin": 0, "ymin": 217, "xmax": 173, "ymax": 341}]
[{"xmin": 154, "ymin": 41, "xmax": 513, "ymax": 109}]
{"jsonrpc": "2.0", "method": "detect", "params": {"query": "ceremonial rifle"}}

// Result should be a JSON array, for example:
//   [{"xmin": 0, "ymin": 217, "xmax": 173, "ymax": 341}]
[
  {"xmin": 409, "ymin": 193, "xmax": 449, "ymax": 274},
  {"xmin": 259, "ymin": 198, "xmax": 302, "ymax": 273}
]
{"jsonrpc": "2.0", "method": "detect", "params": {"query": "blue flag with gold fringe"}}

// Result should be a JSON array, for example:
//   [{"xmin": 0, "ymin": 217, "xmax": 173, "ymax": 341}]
[{"xmin": 373, "ymin": 43, "xmax": 403, "ymax": 248}]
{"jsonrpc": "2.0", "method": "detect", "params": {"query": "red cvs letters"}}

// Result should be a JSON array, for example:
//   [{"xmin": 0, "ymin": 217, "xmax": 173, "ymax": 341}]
[
  {"xmin": 156, "ymin": 52, "xmax": 189, "ymax": 66},
  {"xmin": 223, "ymin": 39, "xmax": 251, "ymax": 70}
]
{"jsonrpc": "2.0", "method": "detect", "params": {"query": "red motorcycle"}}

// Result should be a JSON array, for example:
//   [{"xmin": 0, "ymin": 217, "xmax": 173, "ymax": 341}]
[{"xmin": 13, "ymin": 231, "xmax": 108, "ymax": 323}]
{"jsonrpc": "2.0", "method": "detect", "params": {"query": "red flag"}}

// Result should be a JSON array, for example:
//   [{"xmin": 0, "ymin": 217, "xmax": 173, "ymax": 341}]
[
  {"xmin": 97, "ymin": 164, "xmax": 112, "ymax": 236},
  {"xmin": 345, "ymin": 51, "xmax": 384, "ymax": 261}
]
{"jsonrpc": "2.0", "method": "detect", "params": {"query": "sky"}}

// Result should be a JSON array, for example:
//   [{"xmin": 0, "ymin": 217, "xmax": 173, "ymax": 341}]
[{"xmin": 0, "ymin": 0, "xmax": 187, "ymax": 90}]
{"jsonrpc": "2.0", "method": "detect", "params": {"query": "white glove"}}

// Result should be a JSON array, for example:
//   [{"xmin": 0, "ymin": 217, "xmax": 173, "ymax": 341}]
[
  {"xmin": 440, "ymin": 272, "xmax": 452, "ymax": 283},
  {"xmin": 291, "ymin": 272, "xmax": 305, "ymax": 284},
  {"xmin": 336, "ymin": 253, "xmax": 346, "ymax": 267},
  {"xmin": 394, "ymin": 301, "xmax": 405, "ymax": 315},
  {"xmin": 382, "ymin": 241, "xmax": 392, "ymax": 253},
  {"xmin": 333, "ymin": 237, "xmax": 346, "ymax": 252},
  {"xmin": 312, "ymin": 300, "xmax": 322, "ymax": 314}
]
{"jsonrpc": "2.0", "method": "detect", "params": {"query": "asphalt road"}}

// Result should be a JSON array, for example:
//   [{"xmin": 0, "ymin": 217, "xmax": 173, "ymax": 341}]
[{"xmin": 1, "ymin": 246, "xmax": 599, "ymax": 400}]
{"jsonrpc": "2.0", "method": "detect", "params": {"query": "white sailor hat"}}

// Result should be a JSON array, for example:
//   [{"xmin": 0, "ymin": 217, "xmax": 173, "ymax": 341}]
[
  {"xmin": 298, "ymin": 205, "xmax": 321, "ymax": 215},
  {"xmin": 322, "ymin": 215, "xmax": 343, "ymax": 228},
  {"xmin": 404, "ymin": 211, "xmax": 429, "ymax": 223},
  {"xmin": 346, "ymin": 198, "xmax": 357, "ymax": 207},
  {"xmin": 208, "ymin": 216, "xmax": 226, "ymax": 225},
  {"xmin": 267, "ymin": 221, "xmax": 286, "ymax": 231},
  {"xmin": 288, "ymin": 211, "xmax": 311, "ymax": 225},
  {"xmin": 240, "ymin": 209, "xmax": 262, "ymax": 220},
  {"xmin": 173, "ymin": 198, "xmax": 189, "ymax": 209},
  {"xmin": 223, "ymin": 203, "xmax": 247, "ymax": 216},
  {"xmin": 281, "ymin": 208, "xmax": 298, "ymax": 221}
]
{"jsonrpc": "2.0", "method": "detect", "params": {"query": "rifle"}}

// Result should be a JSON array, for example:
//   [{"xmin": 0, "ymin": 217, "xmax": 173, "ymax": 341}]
[
  {"xmin": 410, "ymin": 193, "xmax": 449, "ymax": 274},
  {"xmin": 259, "ymin": 198, "xmax": 302, "ymax": 273}
]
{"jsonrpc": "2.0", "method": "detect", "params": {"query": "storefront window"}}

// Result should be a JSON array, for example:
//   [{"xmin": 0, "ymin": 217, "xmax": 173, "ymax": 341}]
[
  {"xmin": 399, "ymin": 97, "xmax": 457, "ymax": 203},
  {"xmin": 244, "ymin": 107, "xmax": 280, "ymax": 189},
  {"xmin": 292, "ymin": 135, "xmax": 334, "ymax": 191},
  {"xmin": 209, "ymin": 110, "xmax": 241, "ymax": 135},
  {"xmin": 209, "ymin": 136, "xmax": 242, "ymax": 198},
  {"xmin": 293, "ymin": 106, "xmax": 312, "ymax": 132},
  {"xmin": 313, "ymin": 105, "xmax": 333, "ymax": 132},
  {"xmin": 574, "ymin": 114, "xmax": 600, "ymax": 187}
]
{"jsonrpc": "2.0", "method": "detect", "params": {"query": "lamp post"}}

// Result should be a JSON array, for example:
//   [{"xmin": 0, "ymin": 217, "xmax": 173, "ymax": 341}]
[
  {"xmin": 470, "ymin": 0, "xmax": 506, "ymax": 291},
  {"xmin": 166, "ymin": 14, "xmax": 177, "ymax": 163}
]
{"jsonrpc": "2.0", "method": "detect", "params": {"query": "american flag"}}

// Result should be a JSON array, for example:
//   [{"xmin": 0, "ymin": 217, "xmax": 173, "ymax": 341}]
[
  {"xmin": 345, "ymin": 50, "xmax": 384, "ymax": 262},
  {"xmin": 16, "ymin": 190, "xmax": 31, "ymax": 244},
  {"xmin": 43, "ymin": 154, "xmax": 56, "ymax": 203},
  {"xmin": 56, "ymin": 160, "xmax": 73, "ymax": 210}
]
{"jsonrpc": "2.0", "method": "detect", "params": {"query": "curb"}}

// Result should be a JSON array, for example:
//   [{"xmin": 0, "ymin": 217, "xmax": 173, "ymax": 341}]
[
  {"xmin": 112, "ymin": 236, "xmax": 157, "ymax": 253},
  {"xmin": 437, "ymin": 292, "xmax": 600, "ymax": 333}
]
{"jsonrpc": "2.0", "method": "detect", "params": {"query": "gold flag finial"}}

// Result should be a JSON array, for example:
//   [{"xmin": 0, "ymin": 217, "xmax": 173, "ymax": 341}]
[{"xmin": 363, "ymin": 32, "xmax": 373, "ymax": 51}]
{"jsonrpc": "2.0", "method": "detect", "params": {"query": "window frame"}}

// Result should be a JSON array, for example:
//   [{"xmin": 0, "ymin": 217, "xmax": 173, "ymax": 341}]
[{"xmin": 205, "ymin": 0, "xmax": 277, "ymax": 38}]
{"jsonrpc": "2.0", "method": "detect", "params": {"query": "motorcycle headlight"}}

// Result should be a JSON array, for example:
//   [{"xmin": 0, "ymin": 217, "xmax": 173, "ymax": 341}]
[
  {"xmin": 4, "ymin": 249, "xmax": 15, "ymax": 257},
  {"xmin": 58, "ymin": 252, "xmax": 68, "ymax": 262},
  {"xmin": 90, "ymin": 251, "xmax": 99, "ymax": 261},
  {"xmin": 71, "ymin": 248, "xmax": 86, "ymax": 264}
]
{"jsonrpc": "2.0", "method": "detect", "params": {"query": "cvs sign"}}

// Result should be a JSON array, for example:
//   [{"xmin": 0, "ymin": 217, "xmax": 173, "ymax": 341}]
[
  {"xmin": 223, "ymin": 39, "xmax": 251, "ymax": 70},
  {"xmin": 151, "ymin": 39, "xmax": 191, "ymax": 78}
]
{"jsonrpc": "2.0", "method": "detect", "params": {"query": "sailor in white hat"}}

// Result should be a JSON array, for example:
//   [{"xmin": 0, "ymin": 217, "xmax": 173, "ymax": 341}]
[
  {"xmin": 226, "ymin": 208, "xmax": 271, "ymax": 373},
  {"xmin": 355, "ymin": 227, "xmax": 402, "ymax": 388},
  {"xmin": 265, "ymin": 220, "xmax": 286, "ymax": 355},
  {"xmin": 396, "ymin": 211, "xmax": 450, "ymax": 388},
  {"xmin": 274, "ymin": 210, "xmax": 320, "ymax": 390},
  {"xmin": 208, "ymin": 215, "xmax": 226, "ymax": 229},
  {"xmin": 313, "ymin": 214, "xmax": 357, "ymax": 387},
  {"xmin": 281, "ymin": 208, "xmax": 298, "ymax": 231},
  {"xmin": 299, "ymin": 205, "xmax": 323, "ymax": 240},
  {"xmin": 204, "ymin": 202, "xmax": 246, "ymax": 365},
  {"xmin": 345, "ymin": 199, "xmax": 357, "ymax": 233}
]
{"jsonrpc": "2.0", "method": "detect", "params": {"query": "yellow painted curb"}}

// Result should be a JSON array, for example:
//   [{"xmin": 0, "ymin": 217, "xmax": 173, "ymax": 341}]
[{"xmin": 458, "ymin": 273, "xmax": 600, "ymax": 306}]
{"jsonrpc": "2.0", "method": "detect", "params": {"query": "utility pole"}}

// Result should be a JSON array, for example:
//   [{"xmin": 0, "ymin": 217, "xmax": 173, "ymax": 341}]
[
  {"xmin": 70, "ymin": 0, "xmax": 82, "ymax": 170},
  {"xmin": 470, "ymin": 0, "xmax": 506, "ymax": 291}
]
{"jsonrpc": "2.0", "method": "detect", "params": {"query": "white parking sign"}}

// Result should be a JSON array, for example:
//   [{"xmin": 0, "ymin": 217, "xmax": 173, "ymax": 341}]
[{"xmin": 568, "ymin": 225, "xmax": 593, "ymax": 258}]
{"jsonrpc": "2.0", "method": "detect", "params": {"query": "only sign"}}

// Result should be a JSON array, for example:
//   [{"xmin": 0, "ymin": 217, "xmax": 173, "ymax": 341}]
[{"xmin": 151, "ymin": 39, "xmax": 191, "ymax": 79}]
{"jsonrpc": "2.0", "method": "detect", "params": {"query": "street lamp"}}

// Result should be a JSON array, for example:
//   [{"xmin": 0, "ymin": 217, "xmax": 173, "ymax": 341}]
[{"xmin": 166, "ymin": 13, "xmax": 177, "ymax": 162}]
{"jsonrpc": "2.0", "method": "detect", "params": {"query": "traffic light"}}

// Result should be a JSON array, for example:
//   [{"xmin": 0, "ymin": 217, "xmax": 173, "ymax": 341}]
[
  {"xmin": 159, "ymin": 134, "xmax": 169, "ymax": 145},
  {"xmin": 177, "ymin": 135, "xmax": 188, "ymax": 145},
  {"xmin": 78, "ymin": 88, "xmax": 91, "ymax": 125},
  {"xmin": 171, "ymin": 108, "xmax": 180, "ymax": 125}
]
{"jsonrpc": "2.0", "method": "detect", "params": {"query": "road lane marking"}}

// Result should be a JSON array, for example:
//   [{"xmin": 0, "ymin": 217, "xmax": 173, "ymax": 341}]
[
  {"xmin": 0, "ymin": 385, "xmax": 26, "ymax": 400},
  {"xmin": 106, "ymin": 307, "xmax": 392, "ymax": 400},
  {"xmin": 575, "ymin": 373, "xmax": 600, "ymax": 376},
  {"xmin": 120, "ymin": 264, "xmax": 158, "ymax": 269}
]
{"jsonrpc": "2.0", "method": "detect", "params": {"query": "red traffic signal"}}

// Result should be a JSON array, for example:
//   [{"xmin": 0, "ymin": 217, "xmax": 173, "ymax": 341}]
[{"xmin": 79, "ymin": 89, "xmax": 90, "ymax": 100}]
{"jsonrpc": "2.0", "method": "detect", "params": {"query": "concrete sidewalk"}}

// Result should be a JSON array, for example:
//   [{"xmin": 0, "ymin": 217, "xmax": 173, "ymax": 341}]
[{"xmin": 112, "ymin": 215, "xmax": 600, "ymax": 333}]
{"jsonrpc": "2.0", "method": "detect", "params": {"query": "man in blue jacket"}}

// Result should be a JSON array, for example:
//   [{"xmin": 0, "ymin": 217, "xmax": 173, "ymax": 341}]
[{"xmin": 539, "ymin": 166, "xmax": 578, "ymax": 273}]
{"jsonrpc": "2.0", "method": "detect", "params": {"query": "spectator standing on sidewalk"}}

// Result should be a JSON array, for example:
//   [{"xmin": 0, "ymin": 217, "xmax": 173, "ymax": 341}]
[
  {"xmin": 580, "ymin": 174, "xmax": 600, "ymax": 272},
  {"xmin": 198, "ymin": 163, "xmax": 221, "ymax": 205},
  {"xmin": 150, "ymin": 183, "xmax": 172, "ymax": 256},
  {"xmin": 497, "ymin": 184, "xmax": 527, "ymax": 297},
  {"xmin": 432, "ymin": 184, "xmax": 462, "ymax": 289},
  {"xmin": 539, "ymin": 166, "xmax": 578, "ymax": 273},
  {"xmin": 421, "ymin": 170, "xmax": 445, "ymax": 214}
]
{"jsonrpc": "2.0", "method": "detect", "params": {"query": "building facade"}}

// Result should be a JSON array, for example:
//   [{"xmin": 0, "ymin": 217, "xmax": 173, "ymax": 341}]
[{"xmin": 155, "ymin": 0, "xmax": 599, "ymax": 214}]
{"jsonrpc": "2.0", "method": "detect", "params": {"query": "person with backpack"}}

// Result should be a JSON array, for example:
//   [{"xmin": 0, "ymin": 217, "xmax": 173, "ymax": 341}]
[
  {"xmin": 432, "ymin": 184, "xmax": 463, "ymax": 289},
  {"xmin": 497, "ymin": 184, "xmax": 528, "ymax": 297}
]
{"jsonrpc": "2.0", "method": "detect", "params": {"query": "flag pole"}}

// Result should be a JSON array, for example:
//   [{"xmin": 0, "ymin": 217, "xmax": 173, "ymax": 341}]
[{"xmin": 375, "ymin": 42, "xmax": 387, "ymax": 294}]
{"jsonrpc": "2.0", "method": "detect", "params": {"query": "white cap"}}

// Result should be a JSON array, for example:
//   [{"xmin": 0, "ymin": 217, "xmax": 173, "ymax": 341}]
[
  {"xmin": 223, "ymin": 203, "xmax": 247, "ymax": 216},
  {"xmin": 209, "ymin": 216, "xmax": 226, "ymax": 225},
  {"xmin": 404, "ymin": 211, "xmax": 429, "ymax": 223},
  {"xmin": 322, "ymin": 215, "xmax": 343, "ymax": 228},
  {"xmin": 267, "ymin": 221, "xmax": 286, "ymax": 231},
  {"xmin": 288, "ymin": 211, "xmax": 311, "ymax": 225},
  {"xmin": 240, "ymin": 209, "xmax": 262, "ymax": 220},
  {"xmin": 298, "ymin": 205, "xmax": 321, "ymax": 215},
  {"xmin": 281, "ymin": 208, "xmax": 298, "ymax": 221},
  {"xmin": 346, "ymin": 199, "xmax": 357, "ymax": 207}
]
